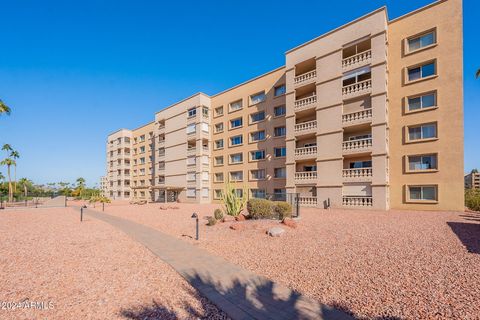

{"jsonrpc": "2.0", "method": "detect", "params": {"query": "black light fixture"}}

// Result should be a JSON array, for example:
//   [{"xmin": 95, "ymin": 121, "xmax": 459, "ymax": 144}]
[{"xmin": 191, "ymin": 212, "xmax": 199, "ymax": 240}]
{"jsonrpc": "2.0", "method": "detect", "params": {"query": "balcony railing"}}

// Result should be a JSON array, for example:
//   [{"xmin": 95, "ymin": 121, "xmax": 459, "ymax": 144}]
[
  {"xmin": 202, "ymin": 146, "xmax": 209, "ymax": 152},
  {"xmin": 187, "ymin": 147, "xmax": 196, "ymax": 156},
  {"xmin": 342, "ymin": 109, "xmax": 372, "ymax": 125},
  {"xmin": 294, "ymin": 95, "xmax": 317, "ymax": 111},
  {"xmin": 342, "ymin": 196, "xmax": 373, "ymax": 207},
  {"xmin": 342, "ymin": 50, "xmax": 372, "ymax": 69},
  {"xmin": 294, "ymin": 120, "xmax": 317, "ymax": 134},
  {"xmin": 295, "ymin": 146, "xmax": 317, "ymax": 158},
  {"xmin": 342, "ymin": 79, "xmax": 372, "ymax": 97},
  {"xmin": 294, "ymin": 171, "xmax": 317, "ymax": 183},
  {"xmin": 298, "ymin": 196, "xmax": 317, "ymax": 207},
  {"xmin": 342, "ymin": 168, "xmax": 372, "ymax": 181},
  {"xmin": 342, "ymin": 138, "xmax": 372, "ymax": 154},
  {"xmin": 294, "ymin": 70, "xmax": 316, "ymax": 86}
]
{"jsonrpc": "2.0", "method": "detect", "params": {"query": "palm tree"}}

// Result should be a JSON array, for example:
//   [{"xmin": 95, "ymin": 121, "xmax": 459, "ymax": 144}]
[
  {"xmin": 18, "ymin": 178, "xmax": 32, "ymax": 197},
  {"xmin": 0, "ymin": 158, "xmax": 15, "ymax": 202},
  {"xmin": 0, "ymin": 100, "xmax": 11, "ymax": 116},
  {"xmin": 10, "ymin": 150, "xmax": 19, "ymax": 193},
  {"xmin": 476, "ymin": 69, "xmax": 480, "ymax": 78},
  {"xmin": 76, "ymin": 177, "xmax": 86, "ymax": 198},
  {"xmin": 2, "ymin": 144, "xmax": 12, "ymax": 153}
]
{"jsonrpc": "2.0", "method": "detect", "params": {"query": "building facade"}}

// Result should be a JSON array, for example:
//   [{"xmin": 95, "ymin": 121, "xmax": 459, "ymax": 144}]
[
  {"xmin": 465, "ymin": 172, "xmax": 480, "ymax": 190},
  {"xmin": 105, "ymin": 0, "xmax": 463, "ymax": 211}
]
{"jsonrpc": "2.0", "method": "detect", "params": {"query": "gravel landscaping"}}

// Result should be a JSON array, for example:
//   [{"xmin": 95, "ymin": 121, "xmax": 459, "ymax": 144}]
[
  {"xmin": 100, "ymin": 203, "xmax": 480, "ymax": 320},
  {"xmin": 0, "ymin": 207, "xmax": 228, "ymax": 320}
]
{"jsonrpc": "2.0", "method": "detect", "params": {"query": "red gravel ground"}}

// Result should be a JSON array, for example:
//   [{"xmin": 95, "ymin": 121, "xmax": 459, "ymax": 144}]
[
  {"xmin": 101, "ymin": 203, "xmax": 480, "ymax": 320},
  {"xmin": 0, "ymin": 207, "xmax": 228, "ymax": 320}
]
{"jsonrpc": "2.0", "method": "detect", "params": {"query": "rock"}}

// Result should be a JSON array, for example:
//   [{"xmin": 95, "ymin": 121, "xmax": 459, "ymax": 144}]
[
  {"xmin": 267, "ymin": 227, "xmax": 285, "ymax": 237},
  {"xmin": 282, "ymin": 218, "xmax": 297, "ymax": 229},
  {"xmin": 230, "ymin": 223, "xmax": 245, "ymax": 231},
  {"xmin": 235, "ymin": 214, "xmax": 246, "ymax": 221}
]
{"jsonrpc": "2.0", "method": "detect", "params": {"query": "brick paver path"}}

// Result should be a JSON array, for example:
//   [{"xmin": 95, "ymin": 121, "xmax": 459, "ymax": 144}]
[{"xmin": 79, "ymin": 207, "xmax": 353, "ymax": 320}]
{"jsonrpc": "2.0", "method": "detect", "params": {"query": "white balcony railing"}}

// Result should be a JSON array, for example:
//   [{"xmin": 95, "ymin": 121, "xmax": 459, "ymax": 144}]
[
  {"xmin": 342, "ymin": 79, "xmax": 372, "ymax": 96},
  {"xmin": 294, "ymin": 120, "xmax": 317, "ymax": 134},
  {"xmin": 294, "ymin": 70, "xmax": 317, "ymax": 86},
  {"xmin": 187, "ymin": 147, "xmax": 196, "ymax": 156},
  {"xmin": 342, "ymin": 168, "xmax": 372, "ymax": 180},
  {"xmin": 295, "ymin": 146, "xmax": 317, "ymax": 158},
  {"xmin": 342, "ymin": 196, "xmax": 373, "ymax": 207},
  {"xmin": 294, "ymin": 95, "xmax": 317, "ymax": 111},
  {"xmin": 298, "ymin": 196, "xmax": 317, "ymax": 207},
  {"xmin": 342, "ymin": 109, "xmax": 372, "ymax": 124},
  {"xmin": 342, "ymin": 50, "xmax": 372, "ymax": 69},
  {"xmin": 342, "ymin": 138, "xmax": 372, "ymax": 153},
  {"xmin": 294, "ymin": 171, "xmax": 317, "ymax": 182},
  {"xmin": 202, "ymin": 146, "xmax": 209, "ymax": 152}
]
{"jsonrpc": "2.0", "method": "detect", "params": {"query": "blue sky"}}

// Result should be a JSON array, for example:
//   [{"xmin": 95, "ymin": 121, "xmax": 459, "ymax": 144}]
[{"xmin": 0, "ymin": 0, "xmax": 478, "ymax": 187}]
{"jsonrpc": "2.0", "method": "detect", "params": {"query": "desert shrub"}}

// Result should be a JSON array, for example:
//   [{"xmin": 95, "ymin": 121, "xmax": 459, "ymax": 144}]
[
  {"xmin": 273, "ymin": 201, "xmax": 293, "ymax": 220},
  {"xmin": 214, "ymin": 208, "xmax": 224, "ymax": 220},
  {"xmin": 221, "ymin": 181, "xmax": 247, "ymax": 216},
  {"xmin": 207, "ymin": 216, "xmax": 217, "ymax": 226},
  {"xmin": 247, "ymin": 198, "xmax": 274, "ymax": 219},
  {"xmin": 465, "ymin": 189, "xmax": 480, "ymax": 212}
]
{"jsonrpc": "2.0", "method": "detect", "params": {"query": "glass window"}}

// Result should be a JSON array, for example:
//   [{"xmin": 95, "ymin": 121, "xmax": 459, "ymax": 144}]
[
  {"xmin": 214, "ymin": 173, "xmax": 224, "ymax": 182},
  {"xmin": 230, "ymin": 117, "xmax": 243, "ymax": 128},
  {"xmin": 202, "ymin": 106, "xmax": 209, "ymax": 117},
  {"xmin": 230, "ymin": 100, "xmax": 242, "ymax": 111},
  {"xmin": 215, "ymin": 123, "xmax": 224, "ymax": 132},
  {"xmin": 408, "ymin": 62, "xmax": 435, "ymax": 81},
  {"xmin": 274, "ymin": 105, "xmax": 286, "ymax": 117},
  {"xmin": 274, "ymin": 85, "xmax": 286, "ymax": 96},
  {"xmin": 250, "ymin": 111, "xmax": 265, "ymax": 123},
  {"xmin": 342, "ymin": 66, "xmax": 371, "ymax": 86},
  {"xmin": 408, "ymin": 31, "xmax": 435, "ymax": 52},
  {"xmin": 215, "ymin": 139, "xmax": 224, "ymax": 149},
  {"xmin": 250, "ymin": 91, "xmax": 266, "ymax": 105},
  {"xmin": 409, "ymin": 186, "xmax": 437, "ymax": 201},
  {"xmin": 408, "ymin": 92, "xmax": 436, "ymax": 111},
  {"xmin": 274, "ymin": 147, "xmax": 286, "ymax": 158},
  {"xmin": 186, "ymin": 188, "xmax": 196, "ymax": 198},
  {"xmin": 274, "ymin": 167, "xmax": 286, "ymax": 178},
  {"xmin": 251, "ymin": 169, "xmax": 265, "ymax": 180},
  {"xmin": 235, "ymin": 189, "xmax": 244, "ymax": 197},
  {"xmin": 273, "ymin": 188, "xmax": 286, "ymax": 201},
  {"xmin": 186, "ymin": 123, "xmax": 196, "ymax": 134},
  {"xmin": 408, "ymin": 154, "xmax": 437, "ymax": 171},
  {"xmin": 215, "ymin": 156, "xmax": 224, "ymax": 165},
  {"xmin": 250, "ymin": 131, "xmax": 265, "ymax": 142},
  {"xmin": 230, "ymin": 171, "xmax": 243, "ymax": 181},
  {"xmin": 408, "ymin": 123, "xmax": 437, "ymax": 141},
  {"xmin": 214, "ymin": 189, "xmax": 223, "ymax": 199},
  {"xmin": 250, "ymin": 150, "xmax": 265, "ymax": 160},
  {"xmin": 230, "ymin": 153, "xmax": 243, "ymax": 164},
  {"xmin": 230, "ymin": 135, "xmax": 243, "ymax": 146},
  {"xmin": 274, "ymin": 126, "xmax": 286, "ymax": 137},
  {"xmin": 215, "ymin": 106, "xmax": 224, "ymax": 116},
  {"xmin": 349, "ymin": 161, "xmax": 372, "ymax": 169},
  {"xmin": 188, "ymin": 108, "xmax": 196, "ymax": 117},
  {"xmin": 251, "ymin": 189, "xmax": 266, "ymax": 199}
]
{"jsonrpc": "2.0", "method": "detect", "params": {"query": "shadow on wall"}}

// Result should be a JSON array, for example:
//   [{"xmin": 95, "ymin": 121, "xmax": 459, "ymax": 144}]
[{"xmin": 447, "ymin": 221, "xmax": 480, "ymax": 254}]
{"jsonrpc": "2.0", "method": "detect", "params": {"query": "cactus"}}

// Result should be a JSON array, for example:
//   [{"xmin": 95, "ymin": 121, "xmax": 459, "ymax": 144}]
[{"xmin": 221, "ymin": 180, "xmax": 247, "ymax": 217}]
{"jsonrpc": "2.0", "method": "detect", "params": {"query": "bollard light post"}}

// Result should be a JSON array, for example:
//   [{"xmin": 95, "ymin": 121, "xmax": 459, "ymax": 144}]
[
  {"xmin": 191, "ymin": 213, "xmax": 199, "ymax": 240},
  {"xmin": 65, "ymin": 197, "xmax": 67, "ymax": 207},
  {"xmin": 80, "ymin": 205, "xmax": 87, "ymax": 222},
  {"xmin": 102, "ymin": 202, "xmax": 105, "ymax": 212}
]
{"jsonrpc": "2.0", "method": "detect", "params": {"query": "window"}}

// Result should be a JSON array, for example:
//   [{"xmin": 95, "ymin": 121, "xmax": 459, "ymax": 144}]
[
  {"xmin": 140, "ymin": 157, "xmax": 145, "ymax": 164},
  {"xmin": 250, "ymin": 130, "xmax": 265, "ymax": 142},
  {"xmin": 186, "ymin": 157, "xmax": 196, "ymax": 165},
  {"xmin": 201, "ymin": 122, "xmax": 209, "ymax": 133},
  {"xmin": 202, "ymin": 172, "xmax": 209, "ymax": 181},
  {"xmin": 187, "ymin": 108, "xmax": 196, "ymax": 118},
  {"xmin": 250, "ymin": 169, "xmax": 265, "ymax": 180},
  {"xmin": 348, "ymin": 133, "xmax": 371, "ymax": 141},
  {"xmin": 215, "ymin": 156, "xmax": 224, "ymax": 166},
  {"xmin": 215, "ymin": 139, "xmax": 224, "ymax": 149},
  {"xmin": 274, "ymin": 126, "xmax": 286, "ymax": 137},
  {"xmin": 215, "ymin": 123, "xmax": 224, "ymax": 133},
  {"xmin": 186, "ymin": 123, "xmax": 196, "ymax": 134},
  {"xmin": 274, "ymin": 167, "xmax": 286, "ymax": 178},
  {"xmin": 202, "ymin": 188, "xmax": 209, "ymax": 198},
  {"xmin": 408, "ymin": 31, "xmax": 436, "ymax": 52},
  {"xmin": 408, "ymin": 185, "xmax": 437, "ymax": 201},
  {"xmin": 408, "ymin": 61, "xmax": 436, "ymax": 82},
  {"xmin": 407, "ymin": 92, "xmax": 436, "ymax": 112},
  {"xmin": 140, "ymin": 135, "xmax": 145, "ymax": 142},
  {"xmin": 408, "ymin": 154, "xmax": 437, "ymax": 171},
  {"xmin": 202, "ymin": 106, "xmax": 209, "ymax": 118},
  {"xmin": 250, "ymin": 91, "xmax": 266, "ymax": 105},
  {"xmin": 274, "ymin": 85, "xmax": 286, "ymax": 97},
  {"xmin": 214, "ymin": 189, "xmax": 223, "ymax": 199},
  {"xmin": 349, "ymin": 161, "xmax": 372, "ymax": 169},
  {"xmin": 187, "ymin": 188, "xmax": 196, "ymax": 198},
  {"xmin": 230, "ymin": 100, "xmax": 242, "ymax": 111},
  {"xmin": 230, "ymin": 171, "xmax": 243, "ymax": 181},
  {"xmin": 230, "ymin": 135, "xmax": 243, "ymax": 146},
  {"xmin": 250, "ymin": 111, "xmax": 265, "ymax": 123},
  {"xmin": 273, "ymin": 188, "xmax": 286, "ymax": 201},
  {"xmin": 215, "ymin": 106, "xmax": 224, "ymax": 116},
  {"xmin": 274, "ymin": 105, "xmax": 286, "ymax": 117},
  {"xmin": 250, "ymin": 150, "xmax": 265, "ymax": 160},
  {"xmin": 187, "ymin": 172, "xmax": 196, "ymax": 181},
  {"xmin": 303, "ymin": 165, "xmax": 317, "ymax": 172},
  {"xmin": 274, "ymin": 147, "xmax": 286, "ymax": 158},
  {"xmin": 251, "ymin": 189, "xmax": 266, "ymax": 199},
  {"xmin": 343, "ymin": 66, "xmax": 371, "ymax": 86},
  {"xmin": 230, "ymin": 153, "xmax": 243, "ymax": 164},
  {"xmin": 408, "ymin": 123, "xmax": 437, "ymax": 141},
  {"xmin": 140, "ymin": 146, "xmax": 145, "ymax": 153},
  {"xmin": 230, "ymin": 117, "xmax": 243, "ymax": 129},
  {"xmin": 214, "ymin": 173, "xmax": 224, "ymax": 182}
]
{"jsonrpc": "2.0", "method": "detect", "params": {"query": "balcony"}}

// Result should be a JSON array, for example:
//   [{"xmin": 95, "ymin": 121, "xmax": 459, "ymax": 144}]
[
  {"xmin": 294, "ymin": 171, "xmax": 317, "ymax": 184},
  {"xmin": 187, "ymin": 147, "xmax": 196, "ymax": 156},
  {"xmin": 295, "ymin": 120, "xmax": 317, "ymax": 135},
  {"xmin": 294, "ymin": 70, "xmax": 316, "ymax": 87},
  {"xmin": 294, "ymin": 95, "xmax": 317, "ymax": 112},
  {"xmin": 342, "ymin": 109, "xmax": 372, "ymax": 126},
  {"xmin": 342, "ymin": 138, "xmax": 372, "ymax": 155},
  {"xmin": 295, "ymin": 146, "xmax": 317, "ymax": 160},
  {"xmin": 342, "ymin": 196, "xmax": 373, "ymax": 207},
  {"xmin": 298, "ymin": 196, "xmax": 317, "ymax": 207},
  {"xmin": 342, "ymin": 168, "xmax": 372, "ymax": 182},
  {"xmin": 342, "ymin": 79, "xmax": 372, "ymax": 98},
  {"xmin": 342, "ymin": 50, "xmax": 372, "ymax": 71},
  {"xmin": 202, "ymin": 146, "xmax": 209, "ymax": 153}
]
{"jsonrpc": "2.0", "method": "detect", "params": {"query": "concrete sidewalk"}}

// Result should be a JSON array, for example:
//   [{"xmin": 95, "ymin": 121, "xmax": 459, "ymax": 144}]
[{"xmin": 78, "ymin": 207, "xmax": 353, "ymax": 320}]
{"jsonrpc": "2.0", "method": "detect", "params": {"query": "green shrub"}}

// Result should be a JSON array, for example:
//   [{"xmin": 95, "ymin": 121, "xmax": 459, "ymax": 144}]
[
  {"xmin": 214, "ymin": 208, "xmax": 224, "ymax": 220},
  {"xmin": 207, "ymin": 216, "xmax": 217, "ymax": 226},
  {"xmin": 273, "ymin": 201, "xmax": 293, "ymax": 220},
  {"xmin": 465, "ymin": 189, "xmax": 480, "ymax": 212},
  {"xmin": 247, "ymin": 199, "xmax": 274, "ymax": 219}
]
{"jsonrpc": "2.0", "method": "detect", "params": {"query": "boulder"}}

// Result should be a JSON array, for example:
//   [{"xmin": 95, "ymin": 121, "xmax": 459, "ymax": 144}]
[
  {"xmin": 282, "ymin": 218, "xmax": 297, "ymax": 229},
  {"xmin": 235, "ymin": 214, "xmax": 246, "ymax": 221},
  {"xmin": 267, "ymin": 227, "xmax": 285, "ymax": 237}
]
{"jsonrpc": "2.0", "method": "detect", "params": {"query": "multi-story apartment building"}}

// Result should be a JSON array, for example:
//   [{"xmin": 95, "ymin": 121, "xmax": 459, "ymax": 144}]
[
  {"xmin": 106, "ymin": 129, "xmax": 132, "ymax": 200},
  {"xmin": 465, "ymin": 171, "xmax": 480, "ymax": 190},
  {"xmin": 105, "ymin": 0, "xmax": 463, "ymax": 211},
  {"xmin": 99, "ymin": 176, "xmax": 108, "ymax": 196}
]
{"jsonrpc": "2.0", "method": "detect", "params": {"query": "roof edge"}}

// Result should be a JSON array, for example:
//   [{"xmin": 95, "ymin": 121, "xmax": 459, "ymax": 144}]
[
  {"xmin": 388, "ymin": 0, "xmax": 448, "ymax": 24},
  {"xmin": 155, "ymin": 92, "xmax": 210, "ymax": 115}
]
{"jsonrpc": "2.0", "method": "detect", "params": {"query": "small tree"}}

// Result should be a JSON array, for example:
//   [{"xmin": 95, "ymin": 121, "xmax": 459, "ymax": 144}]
[{"xmin": 221, "ymin": 180, "xmax": 247, "ymax": 217}]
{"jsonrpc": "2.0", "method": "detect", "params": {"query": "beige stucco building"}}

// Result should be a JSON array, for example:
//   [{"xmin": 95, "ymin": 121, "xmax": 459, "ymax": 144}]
[
  {"xmin": 465, "ymin": 172, "xmax": 480, "ymax": 190},
  {"xmin": 106, "ymin": 0, "xmax": 463, "ymax": 211}
]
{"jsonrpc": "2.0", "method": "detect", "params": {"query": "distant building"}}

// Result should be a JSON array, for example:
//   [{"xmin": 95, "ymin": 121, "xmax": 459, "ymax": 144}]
[
  {"xmin": 465, "ymin": 172, "xmax": 480, "ymax": 190},
  {"xmin": 100, "ymin": 176, "xmax": 108, "ymax": 196}
]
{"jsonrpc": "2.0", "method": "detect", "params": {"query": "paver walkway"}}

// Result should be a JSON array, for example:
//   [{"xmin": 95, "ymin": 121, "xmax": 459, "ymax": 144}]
[{"xmin": 78, "ymin": 207, "xmax": 353, "ymax": 320}]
